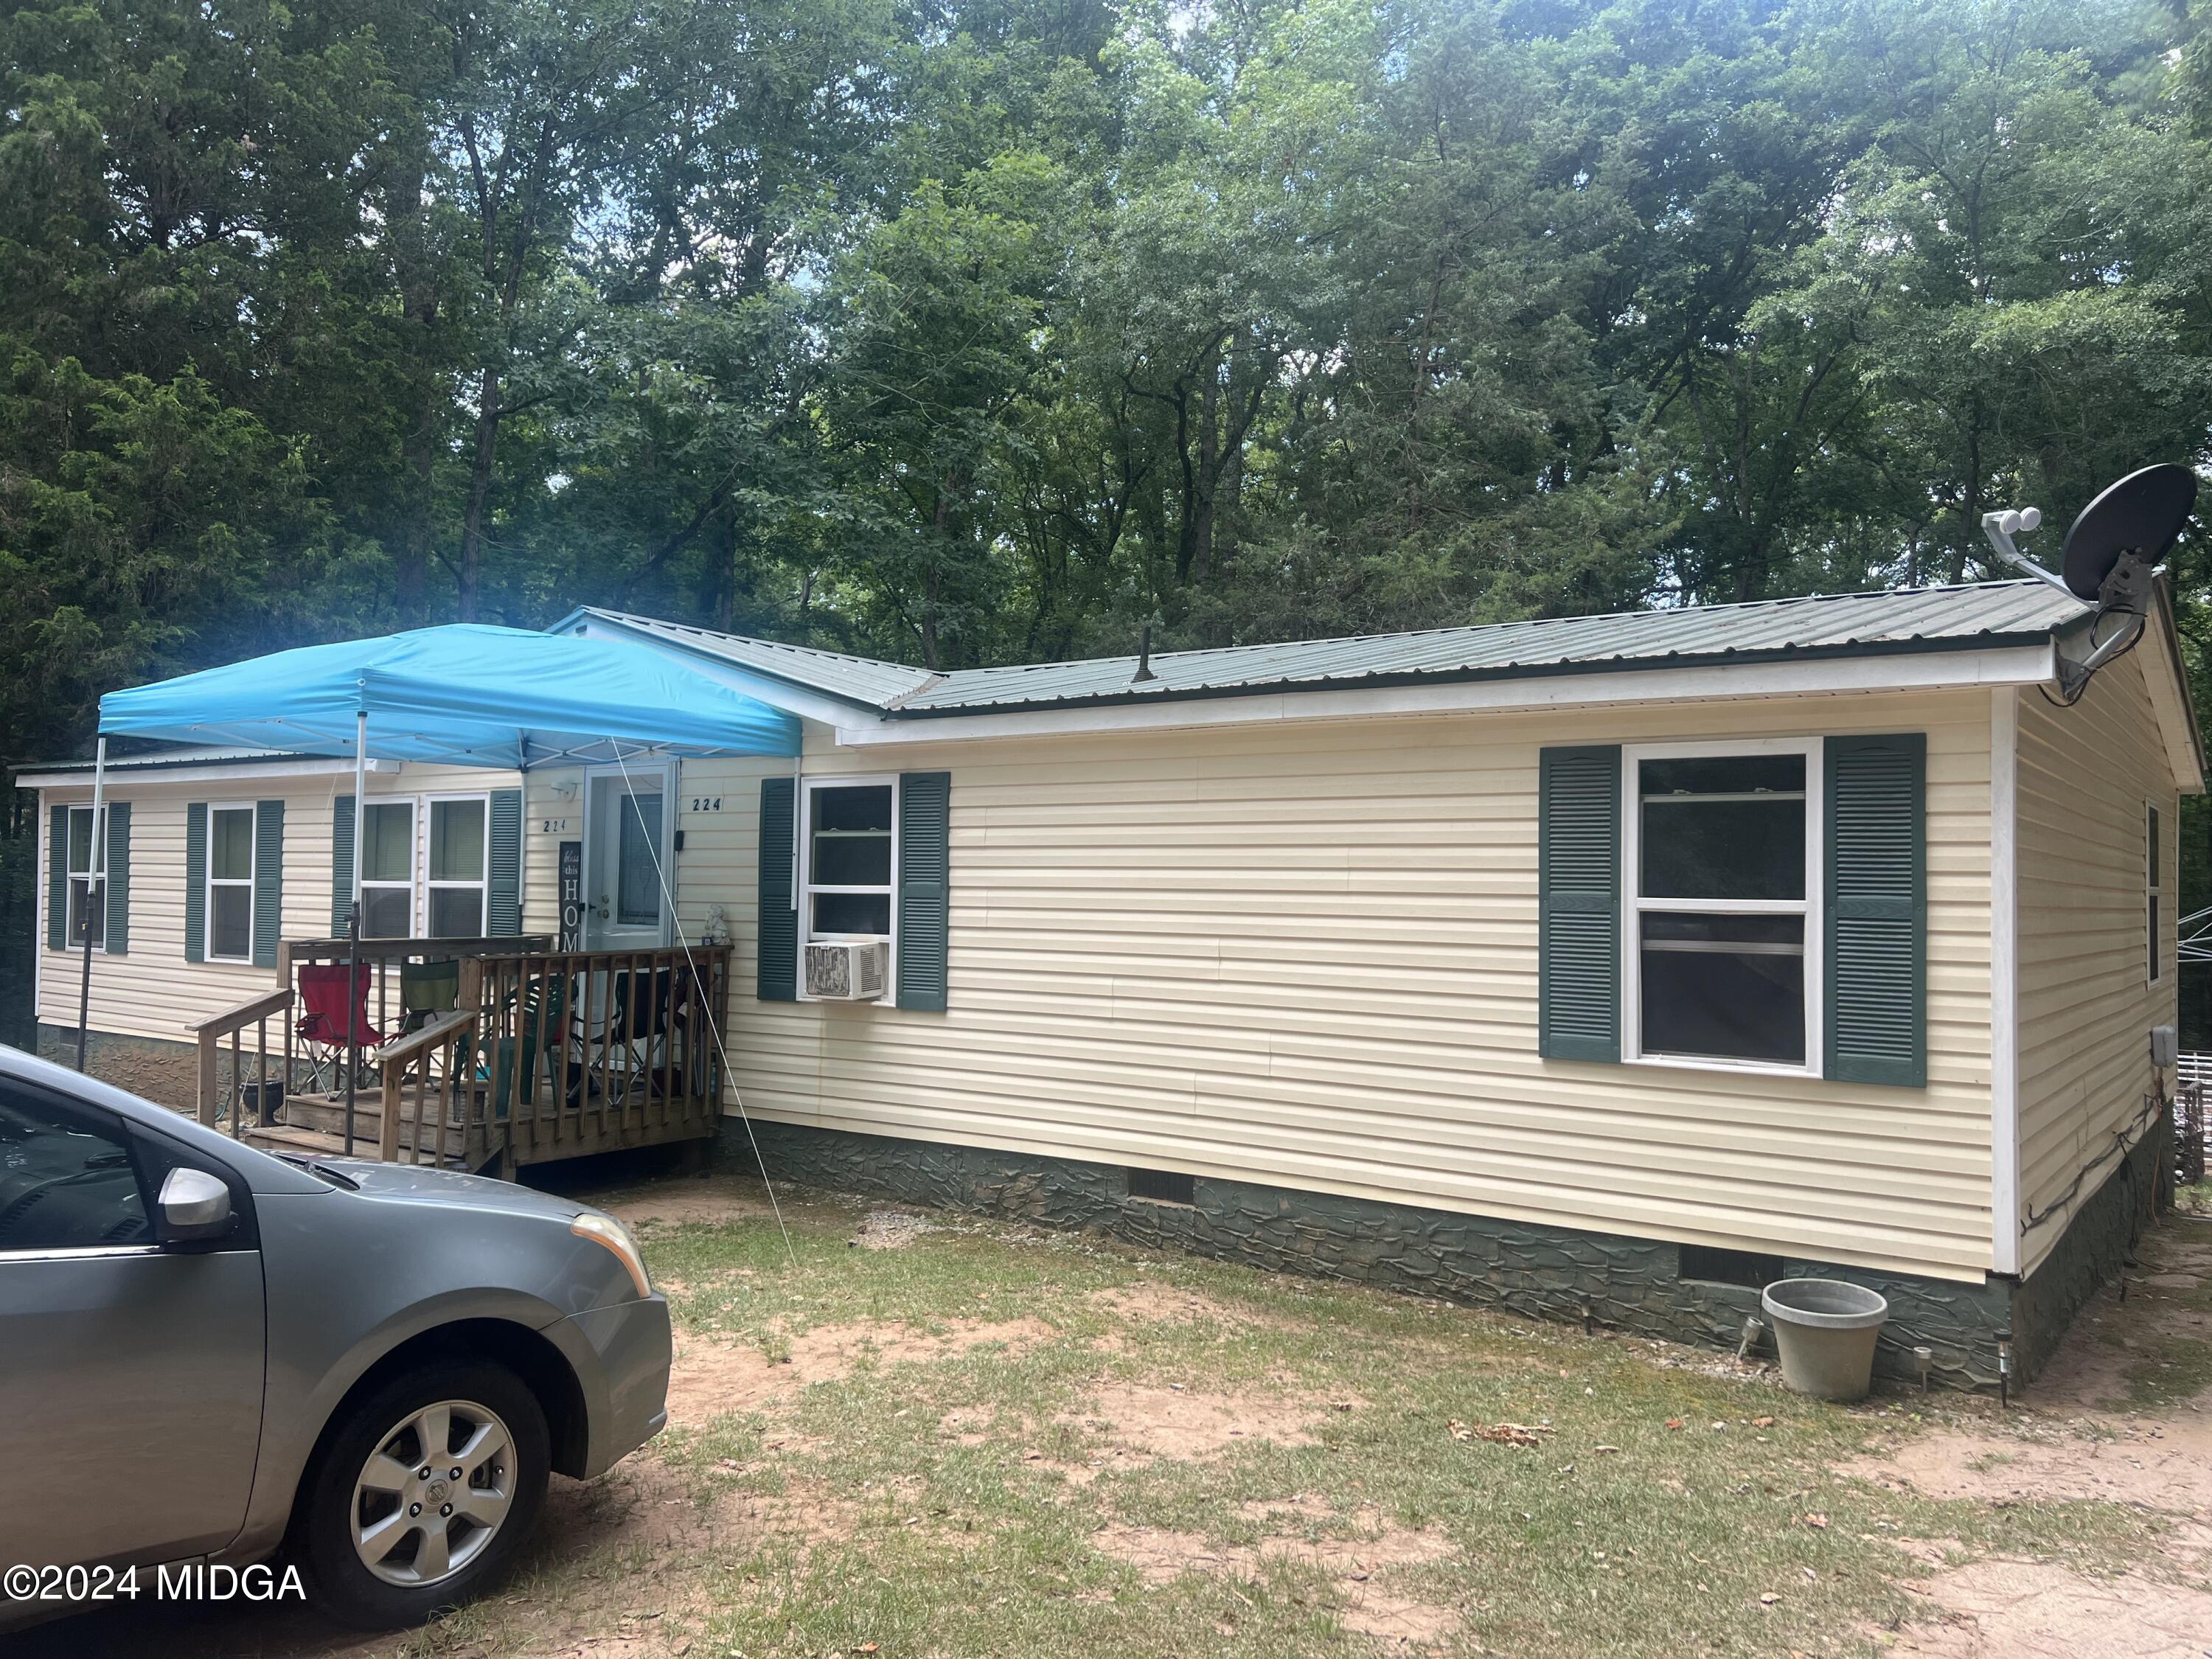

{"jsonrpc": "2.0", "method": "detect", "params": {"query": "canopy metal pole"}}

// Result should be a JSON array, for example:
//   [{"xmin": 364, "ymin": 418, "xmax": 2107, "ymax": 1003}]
[
  {"xmin": 344, "ymin": 709, "xmax": 366, "ymax": 1155},
  {"xmin": 74, "ymin": 736, "xmax": 107, "ymax": 1071}
]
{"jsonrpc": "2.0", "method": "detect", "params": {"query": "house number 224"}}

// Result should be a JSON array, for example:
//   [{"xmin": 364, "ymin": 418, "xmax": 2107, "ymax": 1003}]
[{"xmin": 689, "ymin": 797, "xmax": 723, "ymax": 813}]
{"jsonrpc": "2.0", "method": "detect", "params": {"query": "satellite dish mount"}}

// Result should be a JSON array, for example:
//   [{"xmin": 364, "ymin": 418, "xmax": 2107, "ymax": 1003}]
[{"xmin": 1980, "ymin": 463, "xmax": 2196, "ymax": 700}]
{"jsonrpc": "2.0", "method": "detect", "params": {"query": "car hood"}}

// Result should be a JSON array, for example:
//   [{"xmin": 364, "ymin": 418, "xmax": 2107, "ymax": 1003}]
[{"xmin": 322, "ymin": 1160, "xmax": 596, "ymax": 1223}]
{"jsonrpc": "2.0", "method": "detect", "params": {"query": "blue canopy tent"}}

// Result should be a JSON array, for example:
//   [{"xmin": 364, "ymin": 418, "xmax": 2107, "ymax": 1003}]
[
  {"xmin": 96, "ymin": 623, "xmax": 801, "ymax": 766},
  {"xmin": 80, "ymin": 625, "xmax": 804, "ymax": 1149}
]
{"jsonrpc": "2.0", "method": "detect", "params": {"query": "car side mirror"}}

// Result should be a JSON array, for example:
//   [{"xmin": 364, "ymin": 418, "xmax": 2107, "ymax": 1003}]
[{"xmin": 156, "ymin": 1166, "xmax": 234, "ymax": 1244}]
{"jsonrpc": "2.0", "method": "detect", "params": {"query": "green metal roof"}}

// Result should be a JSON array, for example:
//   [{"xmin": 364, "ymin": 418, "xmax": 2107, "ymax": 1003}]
[
  {"xmin": 574, "ymin": 581, "xmax": 2084, "ymax": 717},
  {"xmin": 559, "ymin": 607, "xmax": 936, "ymax": 709}
]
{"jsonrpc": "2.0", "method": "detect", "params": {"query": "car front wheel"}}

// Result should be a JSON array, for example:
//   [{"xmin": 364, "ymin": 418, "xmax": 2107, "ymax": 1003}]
[{"xmin": 298, "ymin": 1360, "xmax": 550, "ymax": 1627}]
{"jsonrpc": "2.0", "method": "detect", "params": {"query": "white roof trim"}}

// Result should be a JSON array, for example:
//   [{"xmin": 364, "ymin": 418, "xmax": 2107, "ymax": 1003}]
[
  {"xmin": 2137, "ymin": 588, "xmax": 2205, "ymax": 794},
  {"xmin": 18, "ymin": 756, "xmax": 403, "ymax": 790},
  {"xmin": 562, "ymin": 613, "xmax": 866, "ymax": 734}
]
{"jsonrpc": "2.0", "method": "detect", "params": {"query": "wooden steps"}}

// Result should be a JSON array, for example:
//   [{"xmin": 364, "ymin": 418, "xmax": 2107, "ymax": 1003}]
[
  {"xmin": 248, "ymin": 1088, "xmax": 490, "ymax": 1170},
  {"xmin": 242, "ymin": 1121, "xmax": 481, "ymax": 1171},
  {"xmin": 279, "ymin": 1090, "xmax": 474, "ymax": 1137}
]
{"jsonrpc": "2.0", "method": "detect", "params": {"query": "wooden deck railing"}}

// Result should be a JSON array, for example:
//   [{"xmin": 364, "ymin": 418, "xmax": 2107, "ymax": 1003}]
[
  {"xmin": 283, "ymin": 935, "xmax": 555, "ymax": 1049},
  {"xmin": 190, "ymin": 987, "xmax": 295, "ymax": 1134},
  {"xmin": 473, "ymin": 945, "xmax": 730, "ymax": 1166},
  {"xmin": 190, "ymin": 936, "xmax": 728, "ymax": 1169},
  {"xmin": 378, "ymin": 1008, "xmax": 490, "ymax": 1168}
]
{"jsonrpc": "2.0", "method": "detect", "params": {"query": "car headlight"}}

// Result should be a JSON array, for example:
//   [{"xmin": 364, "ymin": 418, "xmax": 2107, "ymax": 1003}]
[{"xmin": 571, "ymin": 1213, "xmax": 653, "ymax": 1300}]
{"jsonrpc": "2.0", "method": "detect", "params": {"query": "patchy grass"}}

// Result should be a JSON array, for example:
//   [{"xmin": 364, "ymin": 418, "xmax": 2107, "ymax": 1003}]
[
  {"xmin": 565, "ymin": 1182, "xmax": 2171, "ymax": 1659},
  {"xmin": 33, "ymin": 1181, "xmax": 2205, "ymax": 1659},
  {"xmin": 2116, "ymin": 1248, "xmax": 2212, "ymax": 1409}
]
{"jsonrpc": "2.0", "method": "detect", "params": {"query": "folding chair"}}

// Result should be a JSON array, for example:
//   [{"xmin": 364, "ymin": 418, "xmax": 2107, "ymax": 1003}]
[
  {"xmin": 295, "ymin": 964, "xmax": 386, "ymax": 1093},
  {"xmin": 396, "ymin": 958, "xmax": 467, "ymax": 1099},
  {"xmin": 398, "ymin": 959, "xmax": 460, "ymax": 1034},
  {"xmin": 486, "ymin": 971, "xmax": 568, "ymax": 1121},
  {"xmin": 604, "ymin": 967, "xmax": 678, "ymax": 1102}
]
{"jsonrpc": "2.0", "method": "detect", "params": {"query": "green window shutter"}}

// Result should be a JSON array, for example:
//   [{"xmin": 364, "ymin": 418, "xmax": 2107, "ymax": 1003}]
[
  {"xmin": 488, "ymin": 787, "xmax": 523, "ymax": 934},
  {"xmin": 103, "ymin": 803, "xmax": 131, "ymax": 955},
  {"xmin": 252, "ymin": 800, "xmax": 284, "ymax": 968},
  {"xmin": 1539, "ymin": 745, "xmax": 1621, "ymax": 1062},
  {"xmin": 330, "ymin": 794, "xmax": 355, "ymax": 934},
  {"xmin": 757, "ymin": 775, "xmax": 796, "ymax": 1001},
  {"xmin": 1824, "ymin": 734, "xmax": 1926, "ymax": 1086},
  {"xmin": 47, "ymin": 804, "xmax": 69, "ymax": 952},
  {"xmin": 184, "ymin": 803, "xmax": 208, "ymax": 964},
  {"xmin": 897, "ymin": 771, "xmax": 951, "ymax": 1012}
]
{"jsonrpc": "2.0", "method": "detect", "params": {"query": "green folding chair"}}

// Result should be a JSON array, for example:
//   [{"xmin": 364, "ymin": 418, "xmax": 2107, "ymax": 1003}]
[
  {"xmin": 487, "ymin": 971, "xmax": 568, "ymax": 1121},
  {"xmin": 398, "ymin": 958, "xmax": 466, "ymax": 1104},
  {"xmin": 398, "ymin": 959, "xmax": 461, "ymax": 1033}
]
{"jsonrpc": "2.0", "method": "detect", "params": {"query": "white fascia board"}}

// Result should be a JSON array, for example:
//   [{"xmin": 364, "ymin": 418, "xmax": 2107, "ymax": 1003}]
[
  {"xmin": 2138, "ymin": 591, "xmax": 2205, "ymax": 795},
  {"xmin": 1989, "ymin": 686, "xmax": 2021, "ymax": 1277},
  {"xmin": 17, "ymin": 757, "xmax": 403, "ymax": 790},
  {"xmin": 564, "ymin": 615, "xmax": 872, "ymax": 734},
  {"xmin": 828, "ymin": 642, "xmax": 2062, "ymax": 748}
]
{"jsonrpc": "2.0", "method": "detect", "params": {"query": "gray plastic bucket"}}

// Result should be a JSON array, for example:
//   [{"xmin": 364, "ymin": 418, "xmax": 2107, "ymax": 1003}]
[{"xmin": 1761, "ymin": 1279, "xmax": 1888, "ymax": 1402}]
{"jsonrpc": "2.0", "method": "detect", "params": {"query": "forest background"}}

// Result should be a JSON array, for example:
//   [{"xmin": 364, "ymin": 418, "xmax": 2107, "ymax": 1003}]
[{"xmin": 6, "ymin": 0, "xmax": 2212, "ymax": 1032}]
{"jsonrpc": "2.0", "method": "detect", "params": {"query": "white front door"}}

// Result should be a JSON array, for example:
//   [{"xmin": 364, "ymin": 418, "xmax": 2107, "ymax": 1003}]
[{"xmin": 584, "ymin": 768, "xmax": 674, "ymax": 950}]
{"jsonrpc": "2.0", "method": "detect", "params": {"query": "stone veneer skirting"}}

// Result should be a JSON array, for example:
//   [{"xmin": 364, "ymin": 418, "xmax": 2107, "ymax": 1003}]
[{"xmin": 726, "ymin": 1115, "xmax": 2171, "ymax": 1394}]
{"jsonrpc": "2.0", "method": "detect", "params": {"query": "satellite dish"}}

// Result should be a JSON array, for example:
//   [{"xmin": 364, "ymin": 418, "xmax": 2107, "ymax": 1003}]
[{"xmin": 2060, "ymin": 463, "xmax": 2197, "ymax": 600}]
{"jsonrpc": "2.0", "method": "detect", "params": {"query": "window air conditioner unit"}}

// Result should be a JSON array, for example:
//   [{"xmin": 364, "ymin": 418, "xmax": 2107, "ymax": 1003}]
[{"xmin": 805, "ymin": 939, "xmax": 888, "ymax": 1001}]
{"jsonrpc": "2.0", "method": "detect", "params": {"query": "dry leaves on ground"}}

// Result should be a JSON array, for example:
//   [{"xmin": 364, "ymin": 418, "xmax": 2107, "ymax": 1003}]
[{"xmin": 1447, "ymin": 1419, "xmax": 1546, "ymax": 1447}]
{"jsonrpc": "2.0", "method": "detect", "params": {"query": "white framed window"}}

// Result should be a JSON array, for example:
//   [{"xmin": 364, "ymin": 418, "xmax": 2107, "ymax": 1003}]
[
  {"xmin": 358, "ymin": 799, "xmax": 416, "ymax": 939},
  {"xmin": 426, "ymin": 795, "xmax": 489, "ymax": 938},
  {"xmin": 63, "ymin": 804, "xmax": 107, "ymax": 951},
  {"xmin": 206, "ymin": 803, "xmax": 257, "ymax": 962},
  {"xmin": 2148, "ymin": 801, "xmax": 2163, "ymax": 987},
  {"xmin": 798, "ymin": 774, "xmax": 898, "ymax": 998},
  {"xmin": 1621, "ymin": 737, "xmax": 1822, "ymax": 1076}
]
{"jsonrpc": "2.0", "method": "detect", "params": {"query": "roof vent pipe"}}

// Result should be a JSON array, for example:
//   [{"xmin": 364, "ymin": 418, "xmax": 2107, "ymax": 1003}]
[{"xmin": 1131, "ymin": 625, "xmax": 1158, "ymax": 684}]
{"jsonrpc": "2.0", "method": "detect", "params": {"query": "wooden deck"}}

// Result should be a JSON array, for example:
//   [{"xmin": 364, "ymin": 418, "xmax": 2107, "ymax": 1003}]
[{"xmin": 191, "ymin": 940, "xmax": 731, "ymax": 1174}]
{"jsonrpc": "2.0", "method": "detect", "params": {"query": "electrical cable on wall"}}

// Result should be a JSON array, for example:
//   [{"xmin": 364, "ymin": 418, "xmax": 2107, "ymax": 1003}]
[
  {"xmin": 2037, "ymin": 605, "xmax": 2143, "ymax": 709},
  {"xmin": 2020, "ymin": 1085, "xmax": 2168, "ymax": 1236}
]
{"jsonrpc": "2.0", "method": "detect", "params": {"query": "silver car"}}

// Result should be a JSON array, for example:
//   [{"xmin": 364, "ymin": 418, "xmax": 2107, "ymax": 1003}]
[{"xmin": 0, "ymin": 1044, "xmax": 672, "ymax": 1630}]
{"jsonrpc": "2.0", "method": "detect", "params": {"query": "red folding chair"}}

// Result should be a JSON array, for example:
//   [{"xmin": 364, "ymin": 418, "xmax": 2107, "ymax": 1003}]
[{"xmin": 296, "ymin": 964, "xmax": 387, "ymax": 1092}]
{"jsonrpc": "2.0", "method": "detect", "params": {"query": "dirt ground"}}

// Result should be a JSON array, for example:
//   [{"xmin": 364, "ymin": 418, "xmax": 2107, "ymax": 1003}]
[
  {"xmin": 1859, "ymin": 1220, "xmax": 2212, "ymax": 1658},
  {"xmin": 18, "ymin": 1184, "xmax": 2212, "ymax": 1658}
]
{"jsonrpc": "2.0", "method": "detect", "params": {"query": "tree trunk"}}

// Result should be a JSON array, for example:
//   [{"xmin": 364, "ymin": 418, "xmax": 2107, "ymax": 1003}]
[
  {"xmin": 1950, "ymin": 412, "xmax": 1984, "ymax": 585},
  {"xmin": 385, "ymin": 135, "xmax": 443, "ymax": 627},
  {"xmin": 713, "ymin": 508, "xmax": 740, "ymax": 633},
  {"xmin": 397, "ymin": 365, "xmax": 440, "ymax": 626},
  {"xmin": 456, "ymin": 366, "xmax": 501, "ymax": 622},
  {"xmin": 1191, "ymin": 367, "xmax": 1220, "ymax": 584},
  {"xmin": 1211, "ymin": 437, "xmax": 1242, "ymax": 585},
  {"xmin": 922, "ymin": 483, "xmax": 950, "ymax": 670}
]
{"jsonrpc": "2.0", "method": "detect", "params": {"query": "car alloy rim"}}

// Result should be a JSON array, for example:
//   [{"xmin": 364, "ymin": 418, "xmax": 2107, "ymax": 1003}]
[{"xmin": 351, "ymin": 1399, "xmax": 517, "ymax": 1587}]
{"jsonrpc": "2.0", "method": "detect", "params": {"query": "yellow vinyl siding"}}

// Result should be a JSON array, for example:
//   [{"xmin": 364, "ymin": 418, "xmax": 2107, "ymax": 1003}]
[
  {"xmin": 39, "ymin": 783, "xmax": 336, "ymax": 1042},
  {"xmin": 2014, "ymin": 653, "xmax": 2176, "ymax": 1275},
  {"xmin": 522, "ymin": 768, "xmax": 584, "ymax": 936},
  {"xmin": 684, "ymin": 690, "xmax": 1997, "ymax": 1280},
  {"xmin": 36, "ymin": 763, "xmax": 520, "ymax": 1043}
]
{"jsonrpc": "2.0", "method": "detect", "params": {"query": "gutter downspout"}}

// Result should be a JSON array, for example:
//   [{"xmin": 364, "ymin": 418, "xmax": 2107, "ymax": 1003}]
[
  {"xmin": 344, "ymin": 705, "xmax": 366, "ymax": 1155},
  {"xmin": 74, "ymin": 735, "xmax": 107, "ymax": 1071}
]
